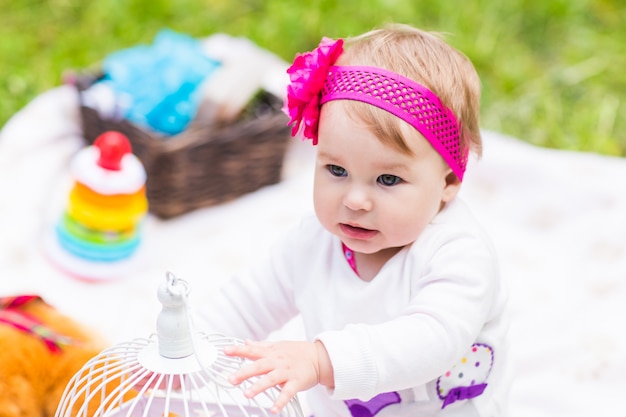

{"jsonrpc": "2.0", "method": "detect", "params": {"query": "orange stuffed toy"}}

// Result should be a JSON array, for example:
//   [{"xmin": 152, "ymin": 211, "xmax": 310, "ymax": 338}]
[{"xmin": 0, "ymin": 295, "xmax": 107, "ymax": 417}]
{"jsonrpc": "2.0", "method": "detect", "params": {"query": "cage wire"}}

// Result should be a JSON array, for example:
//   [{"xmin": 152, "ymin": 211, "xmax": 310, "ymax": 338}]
[{"xmin": 54, "ymin": 272, "xmax": 304, "ymax": 417}]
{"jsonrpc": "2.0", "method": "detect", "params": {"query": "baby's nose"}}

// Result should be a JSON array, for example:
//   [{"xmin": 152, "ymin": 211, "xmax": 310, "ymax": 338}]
[{"xmin": 343, "ymin": 186, "xmax": 373, "ymax": 212}]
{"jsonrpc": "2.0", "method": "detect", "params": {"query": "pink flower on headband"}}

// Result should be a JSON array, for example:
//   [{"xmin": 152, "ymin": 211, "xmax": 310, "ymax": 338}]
[{"xmin": 283, "ymin": 37, "xmax": 344, "ymax": 144}]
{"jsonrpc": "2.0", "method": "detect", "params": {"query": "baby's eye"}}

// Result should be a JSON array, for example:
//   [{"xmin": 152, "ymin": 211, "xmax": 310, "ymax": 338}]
[
  {"xmin": 328, "ymin": 164, "xmax": 347, "ymax": 177},
  {"xmin": 377, "ymin": 174, "xmax": 402, "ymax": 186}
]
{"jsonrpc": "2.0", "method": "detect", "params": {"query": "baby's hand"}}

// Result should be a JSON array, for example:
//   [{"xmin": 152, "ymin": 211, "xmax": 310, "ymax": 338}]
[{"xmin": 224, "ymin": 339, "xmax": 333, "ymax": 414}]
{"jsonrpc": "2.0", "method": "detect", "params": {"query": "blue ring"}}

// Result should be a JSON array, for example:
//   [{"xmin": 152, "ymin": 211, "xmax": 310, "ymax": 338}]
[{"xmin": 55, "ymin": 224, "xmax": 141, "ymax": 262}]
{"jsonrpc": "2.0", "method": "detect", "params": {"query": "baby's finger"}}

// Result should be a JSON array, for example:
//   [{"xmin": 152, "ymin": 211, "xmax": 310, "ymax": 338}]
[
  {"xmin": 224, "ymin": 340, "xmax": 266, "ymax": 359},
  {"xmin": 228, "ymin": 357, "xmax": 273, "ymax": 385},
  {"xmin": 270, "ymin": 383, "xmax": 298, "ymax": 414},
  {"xmin": 242, "ymin": 370, "xmax": 286, "ymax": 399}
]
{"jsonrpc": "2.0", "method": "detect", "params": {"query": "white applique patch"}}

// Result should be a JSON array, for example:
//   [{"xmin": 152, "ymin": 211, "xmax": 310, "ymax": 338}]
[{"xmin": 436, "ymin": 343, "xmax": 494, "ymax": 408}]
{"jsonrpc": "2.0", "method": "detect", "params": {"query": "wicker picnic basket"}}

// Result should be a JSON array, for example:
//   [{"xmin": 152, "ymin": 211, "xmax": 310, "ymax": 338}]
[{"xmin": 75, "ymin": 75, "xmax": 291, "ymax": 219}]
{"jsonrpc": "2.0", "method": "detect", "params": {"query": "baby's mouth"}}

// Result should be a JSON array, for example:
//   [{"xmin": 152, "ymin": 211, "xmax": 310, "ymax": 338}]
[{"xmin": 340, "ymin": 223, "xmax": 378, "ymax": 240}]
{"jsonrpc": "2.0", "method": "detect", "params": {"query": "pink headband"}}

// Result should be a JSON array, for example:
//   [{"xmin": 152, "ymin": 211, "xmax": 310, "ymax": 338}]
[{"xmin": 283, "ymin": 37, "xmax": 467, "ymax": 180}]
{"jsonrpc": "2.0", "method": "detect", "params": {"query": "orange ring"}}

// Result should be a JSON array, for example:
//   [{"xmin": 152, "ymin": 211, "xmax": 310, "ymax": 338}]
[{"xmin": 73, "ymin": 181, "xmax": 146, "ymax": 207}]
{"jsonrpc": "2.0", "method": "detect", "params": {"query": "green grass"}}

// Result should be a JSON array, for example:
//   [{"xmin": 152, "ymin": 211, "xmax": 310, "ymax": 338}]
[{"xmin": 1, "ymin": 0, "xmax": 624, "ymax": 156}]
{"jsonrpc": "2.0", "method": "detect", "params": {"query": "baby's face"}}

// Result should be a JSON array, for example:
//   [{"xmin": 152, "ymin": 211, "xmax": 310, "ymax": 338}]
[{"xmin": 313, "ymin": 101, "xmax": 459, "ymax": 258}]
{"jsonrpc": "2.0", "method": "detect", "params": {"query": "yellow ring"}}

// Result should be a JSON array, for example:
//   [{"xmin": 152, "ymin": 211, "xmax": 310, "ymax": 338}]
[{"xmin": 67, "ymin": 189, "xmax": 148, "ymax": 231}]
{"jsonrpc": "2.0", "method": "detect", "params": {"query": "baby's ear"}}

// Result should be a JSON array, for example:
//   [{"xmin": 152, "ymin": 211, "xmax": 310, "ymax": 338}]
[{"xmin": 442, "ymin": 171, "xmax": 462, "ymax": 203}]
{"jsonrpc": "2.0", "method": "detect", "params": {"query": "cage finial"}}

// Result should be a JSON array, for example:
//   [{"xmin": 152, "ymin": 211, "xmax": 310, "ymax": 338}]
[{"xmin": 156, "ymin": 271, "xmax": 193, "ymax": 358}]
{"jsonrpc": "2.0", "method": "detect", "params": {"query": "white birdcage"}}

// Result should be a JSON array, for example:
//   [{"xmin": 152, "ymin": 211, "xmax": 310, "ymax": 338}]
[{"xmin": 54, "ymin": 272, "xmax": 304, "ymax": 417}]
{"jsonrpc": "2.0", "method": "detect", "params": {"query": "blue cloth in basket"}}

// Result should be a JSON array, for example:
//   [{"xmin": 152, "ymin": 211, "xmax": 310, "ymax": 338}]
[{"xmin": 101, "ymin": 29, "xmax": 221, "ymax": 136}]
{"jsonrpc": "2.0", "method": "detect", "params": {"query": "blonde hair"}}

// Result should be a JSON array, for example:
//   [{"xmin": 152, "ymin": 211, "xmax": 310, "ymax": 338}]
[{"xmin": 335, "ymin": 24, "xmax": 482, "ymax": 159}]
